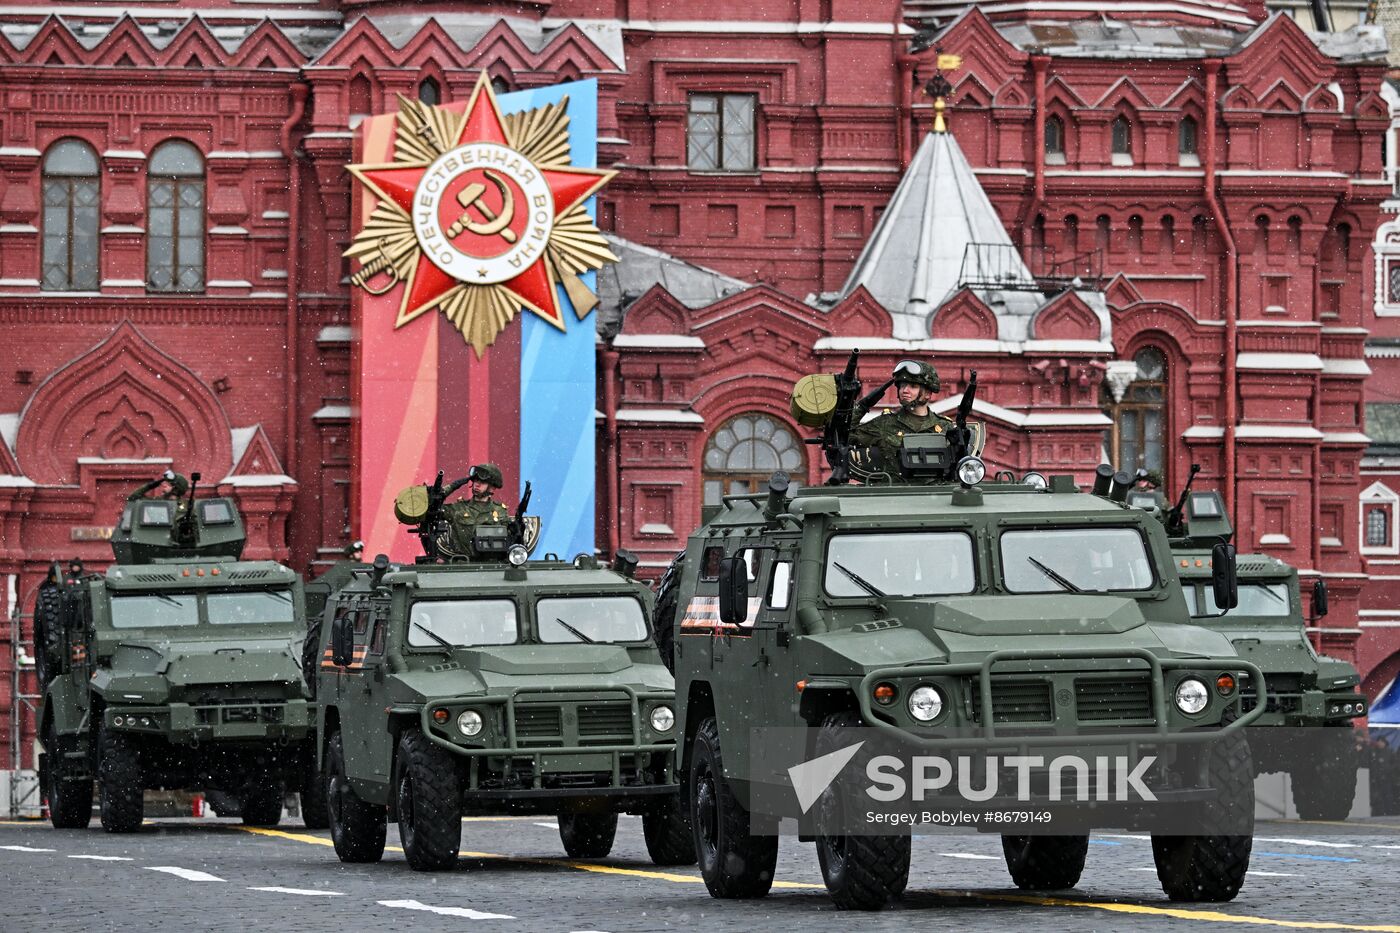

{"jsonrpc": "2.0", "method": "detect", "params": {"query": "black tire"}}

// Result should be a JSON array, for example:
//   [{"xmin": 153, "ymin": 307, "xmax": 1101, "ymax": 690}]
[
  {"xmin": 812, "ymin": 712, "xmax": 910, "ymax": 910},
  {"xmin": 300, "ymin": 757, "xmax": 330, "ymax": 830},
  {"xmin": 643, "ymin": 797, "xmax": 697, "ymax": 866},
  {"xmin": 241, "ymin": 777, "xmax": 284, "ymax": 827},
  {"xmin": 1152, "ymin": 732, "xmax": 1254, "ymax": 902},
  {"xmin": 690, "ymin": 716, "xmax": 778, "ymax": 899},
  {"xmin": 204, "ymin": 789, "xmax": 241, "ymax": 818},
  {"xmin": 328, "ymin": 731, "xmax": 386, "ymax": 863},
  {"xmin": 302, "ymin": 620, "xmax": 322, "ymax": 699},
  {"xmin": 396, "ymin": 731, "xmax": 462, "ymax": 871},
  {"xmin": 34, "ymin": 584, "xmax": 63, "ymax": 689},
  {"xmin": 652, "ymin": 552, "xmax": 685, "ymax": 674},
  {"xmin": 44, "ymin": 726, "xmax": 92, "ymax": 829},
  {"xmin": 1001, "ymin": 835, "xmax": 1090, "ymax": 890},
  {"xmin": 558, "ymin": 813, "xmax": 618, "ymax": 859},
  {"xmin": 1291, "ymin": 727, "xmax": 1359, "ymax": 821},
  {"xmin": 98, "ymin": 725, "xmax": 144, "ymax": 833}
]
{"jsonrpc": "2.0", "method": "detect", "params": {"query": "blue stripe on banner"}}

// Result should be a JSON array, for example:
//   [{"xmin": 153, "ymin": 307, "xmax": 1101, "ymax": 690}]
[{"xmin": 503, "ymin": 81, "xmax": 599, "ymax": 558}]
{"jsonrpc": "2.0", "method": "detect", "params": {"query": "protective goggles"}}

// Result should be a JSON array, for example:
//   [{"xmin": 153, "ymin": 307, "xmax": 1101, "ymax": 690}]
[{"xmin": 893, "ymin": 360, "xmax": 922, "ymax": 376}]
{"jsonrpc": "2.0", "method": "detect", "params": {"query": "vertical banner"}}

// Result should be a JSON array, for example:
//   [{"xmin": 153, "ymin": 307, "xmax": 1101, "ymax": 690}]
[{"xmin": 347, "ymin": 77, "xmax": 614, "ymax": 563}]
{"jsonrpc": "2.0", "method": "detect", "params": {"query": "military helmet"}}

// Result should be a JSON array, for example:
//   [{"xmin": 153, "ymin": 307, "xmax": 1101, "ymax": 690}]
[
  {"xmin": 892, "ymin": 359, "xmax": 940, "ymax": 393},
  {"xmin": 469, "ymin": 463, "xmax": 504, "ymax": 489},
  {"xmin": 165, "ymin": 472, "xmax": 189, "ymax": 497}
]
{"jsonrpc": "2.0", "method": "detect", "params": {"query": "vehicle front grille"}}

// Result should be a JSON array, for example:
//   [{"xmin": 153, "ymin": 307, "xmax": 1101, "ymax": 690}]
[
  {"xmin": 1075, "ymin": 677, "xmax": 1153, "ymax": 722},
  {"xmin": 513, "ymin": 705, "xmax": 562, "ymax": 743},
  {"xmin": 969, "ymin": 680, "xmax": 1053, "ymax": 724},
  {"xmin": 578, "ymin": 703, "xmax": 634, "ymax": 744}
]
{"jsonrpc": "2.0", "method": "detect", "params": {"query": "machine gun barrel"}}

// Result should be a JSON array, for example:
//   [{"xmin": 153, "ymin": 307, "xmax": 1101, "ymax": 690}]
[
  {"xmin": 174, "ymin": 471, "xmax": 201, "ymax": 545},
  {"xmin": 949, "ymin": 371, "xmax": 979, "ymax": 463},
  {"xmin": 821, "ymin": 349, "xmax": 864, "ymax": 485},
  {"xmin": 1164, "ymin": 463, "xmax": 1201, "ymax": 537},
  {"xmin": 509, "ymin": 481, "xmax": 533, "ymax": 546}
]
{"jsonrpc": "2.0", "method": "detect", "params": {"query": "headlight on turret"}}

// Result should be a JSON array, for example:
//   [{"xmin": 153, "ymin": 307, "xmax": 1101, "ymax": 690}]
[
  {"xmin": 908, "ymin": 685, "xmax": 944, "ymax": 722},
  {"xmin": 649, "ymin": 705, "xmax": 675, "ymax": 733},
  {"xmin": 956, "ymin": 457, "xmax": 986, "ymax": 487},
  {"xmin": 1174, "ymin": 678, "xmax": 1209, "ymax": 715},
  {"xmin": 457, "ymin": 710, "xmax": 484, "ymax": 736},
  {"xmin": 507, "ymin": 545, "xmax": 529, "ymax": 566}
]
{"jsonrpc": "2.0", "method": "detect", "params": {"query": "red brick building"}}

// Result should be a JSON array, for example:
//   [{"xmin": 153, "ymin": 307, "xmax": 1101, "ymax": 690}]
[{"xmin": 1, "ymin": 0, "xmax": 1396, "ymax": 767}]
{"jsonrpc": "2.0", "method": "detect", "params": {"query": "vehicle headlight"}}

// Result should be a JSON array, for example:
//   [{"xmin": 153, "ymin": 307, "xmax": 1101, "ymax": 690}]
[
  {"xmin": 507, "ymin": 545, "xmax": 529, "ymax": 566},
  {"xmin": 1021, "ymin": 471, "xmax": 1048, "ymax": 490},
  {"xmin": 908, "ymin": 685, "xmax": 943, "ymax": 722},
  {"xmin": 956, "ymin": 456, "xmax": 986, "ymax": 487},
  {"xmin": 649, "ymin": 705, "xmax": 675, "ymax": 733},
  {"xmin": 456, "ymin": 710, "xmax": 483, "ymax": 736},
  {"xmin": 1174, "ymin": 678, "xmax": 1209, "ymax": 715}
]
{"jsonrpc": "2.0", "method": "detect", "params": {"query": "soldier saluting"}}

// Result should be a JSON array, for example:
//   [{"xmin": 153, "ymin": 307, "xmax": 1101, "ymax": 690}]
[
  {"xmin": 127, "ymin": 468, "xmax": 189, "ymax": 501},
  {"xmin": 849, "ymin": 360, "xmax": 955, "ymax": 474}
]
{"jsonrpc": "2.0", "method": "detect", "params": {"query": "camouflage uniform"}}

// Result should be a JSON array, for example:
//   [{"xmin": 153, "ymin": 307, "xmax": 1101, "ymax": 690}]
[{"xmin": 850, "ymin": 408, "xmax": 956, "ymax": 478}]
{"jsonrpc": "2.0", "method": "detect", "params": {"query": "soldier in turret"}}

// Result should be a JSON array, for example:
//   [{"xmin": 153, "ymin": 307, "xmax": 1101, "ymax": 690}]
[
  {"xmin": 127, "ymin": 469, "xmax": 190, "ymax": 501},
  {"xmin": 849, "ymin": 360, "xmax": 956, "ymax": 478},
  {"xmin": 444, "ymin": 463, "xmax": 509, "ymax": 556}
]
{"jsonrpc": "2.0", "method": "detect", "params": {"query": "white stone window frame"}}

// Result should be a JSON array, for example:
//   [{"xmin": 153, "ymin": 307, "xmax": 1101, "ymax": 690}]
[{"xmin": 1361, "ymin": 480, "xmax": 1400, "ymax": 556}]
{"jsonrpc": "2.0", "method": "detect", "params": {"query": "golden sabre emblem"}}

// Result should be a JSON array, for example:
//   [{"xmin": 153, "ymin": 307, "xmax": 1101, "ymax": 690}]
[{"xmin": 447, "ymin": 169, "xmax": 517, "ymax": 242}]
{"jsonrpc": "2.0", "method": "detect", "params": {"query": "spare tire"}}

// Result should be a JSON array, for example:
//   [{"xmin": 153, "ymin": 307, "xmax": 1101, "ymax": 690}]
[{"xmin": 652, "ymin": 551, "xmax": 686, "ymax": 675}]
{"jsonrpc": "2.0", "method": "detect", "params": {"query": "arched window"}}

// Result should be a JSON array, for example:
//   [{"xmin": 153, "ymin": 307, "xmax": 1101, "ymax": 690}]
[
  {"xmin": 1104, "ymin": 347, "xmax": 1166, "ymax": 477},
  {"xmin": 1178, "ymin": 116, "xmax": 1199, "ymax": 163},
  {"xmin": 1045, "ymin": 116, "xmax": 1065, "ymax": 163},
  {"xmin": 41, "ymin": 139, "xmax": 100, "ymax": 291},
  {"xmin": 147, "ymin": 141, "xmax": 205, "ymax": 293},
  {"xmin": 418, "ymin": 77, "xmax": 441, "ymax": 106},
  {"xmin": 702, "ymin": 413, "xmax": 804, "ymax": 507},
  {"xmin": 1111, "ymin": 115, "xmax": 1132, "ymax": 164}
]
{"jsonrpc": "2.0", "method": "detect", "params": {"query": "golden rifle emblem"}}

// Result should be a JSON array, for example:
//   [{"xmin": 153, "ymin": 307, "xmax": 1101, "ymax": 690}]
[{"xmin": 345, "ymin": 74, "xmax": 618, "ymax": 355}]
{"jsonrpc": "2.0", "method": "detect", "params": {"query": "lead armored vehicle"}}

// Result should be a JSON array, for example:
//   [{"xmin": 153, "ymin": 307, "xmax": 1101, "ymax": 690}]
[
  {"xmin": 35, "ymin": 474, "xmax": 318, "ymax": 832},
  {"xmin": 1136, "ymin": 480, "xmax": 1367, "ymax": 820},
  {"xmin": 656, "ymin": 358, "xmax": 1266, "ymax": 910},
  {"xmin": 315, "ymin": 474, "xmax": 691, "ymax": 871}
]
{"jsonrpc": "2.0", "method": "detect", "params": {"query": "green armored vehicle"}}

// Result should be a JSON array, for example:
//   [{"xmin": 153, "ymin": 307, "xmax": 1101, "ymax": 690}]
[
  {"xmin": 315, "ymin": 475, "xmax": 691, "ymax": 871},
  {"xmin": 1133, "ymin": 481, "xmax": 1367, "ymax": 820},
  {"xmin": 657, "ymin": 358, "xmax": 1266, "ymax": 910},
  {"xmin": 35, "ymin": 474, "xmax": 319, "ymax": 832}
]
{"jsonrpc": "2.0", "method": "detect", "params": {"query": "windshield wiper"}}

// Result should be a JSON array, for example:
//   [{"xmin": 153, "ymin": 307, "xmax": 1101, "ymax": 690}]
[
  {"xmin": 833, "ymin": 562, "xmax": 887, "ymax": 599},
  {"xmin": 265, "ymin": 591, "xmax": 292, "ymax": 603},
  {"xmin": 150, "ymin": 593, "xmax": 185, "ymax": 608},
  {"xmin": 554, "ymin": 617, "xmax": 595, "ymax": 644},
  {"xmin": 1256, "ymin": 586, "xmax": 1286, "ymax": 604},
  {"xmin": 412, "ymin": 621, "xmax": 455, "ymax": 655},
  {"xmin": 1026, "ymin": 557, "xmax": 1083, "ymax": 594}
]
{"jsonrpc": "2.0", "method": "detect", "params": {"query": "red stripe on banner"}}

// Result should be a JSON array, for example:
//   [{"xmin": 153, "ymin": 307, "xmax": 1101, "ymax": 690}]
[{"xmin": 436, "ymin": 315, "xmax": 520, "ymax": 494}]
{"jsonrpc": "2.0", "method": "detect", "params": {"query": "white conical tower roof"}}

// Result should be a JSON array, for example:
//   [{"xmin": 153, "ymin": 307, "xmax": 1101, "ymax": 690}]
[{"xmin": 840, "ymin": 119, "xmax": 1033, "ymax": 339}]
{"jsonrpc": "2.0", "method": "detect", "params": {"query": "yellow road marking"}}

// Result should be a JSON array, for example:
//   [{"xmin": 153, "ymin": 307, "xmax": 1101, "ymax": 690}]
[
  {"xmin": 233, "ymin": 826, "xmax": 820, "ymax": 888},
  {"xmin": 942, "ymin": 891, "xmax": 1400, "ymax": 933},
  {"xmin": 0, "ymin": 820, "xmax": 47, "ymax": 827},
  {"xmin": 234, "ymin": 826, "xmax": 1400, "ymax": 928}
]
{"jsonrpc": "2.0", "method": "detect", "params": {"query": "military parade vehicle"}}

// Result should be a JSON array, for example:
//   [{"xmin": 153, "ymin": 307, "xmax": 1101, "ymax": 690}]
[
  {"xmin": 655, "ymin": 353, "xmax": 1267, "ymax": 910},
  {"xmin": 1131, "ymin": 474, "xmax": 1367, "ymax": 820},
  {"xmin": 314, "ymin": 472, "xmax": 692, "ymax": 871},
  {"xmin": 34, "ymin": 473, "xmax": 319, "ymax": 832}
]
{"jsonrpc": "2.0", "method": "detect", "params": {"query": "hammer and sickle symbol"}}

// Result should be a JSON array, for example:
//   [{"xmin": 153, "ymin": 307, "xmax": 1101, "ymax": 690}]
[{"xmin": 446, "ymin": 169, "xmax": 517, "ymax": 243}]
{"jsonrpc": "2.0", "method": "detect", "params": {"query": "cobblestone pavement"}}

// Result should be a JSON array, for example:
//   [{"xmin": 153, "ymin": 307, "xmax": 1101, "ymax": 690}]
[{"xmin": 1, "ymin": 813, "xmax": 1398, "ymax": 933}]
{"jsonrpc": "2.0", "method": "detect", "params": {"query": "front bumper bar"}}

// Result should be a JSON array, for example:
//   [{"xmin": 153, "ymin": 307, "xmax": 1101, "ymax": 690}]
[{"xmin": 856, "ymin": 647, "xmax": 1267, "ymax": 749}]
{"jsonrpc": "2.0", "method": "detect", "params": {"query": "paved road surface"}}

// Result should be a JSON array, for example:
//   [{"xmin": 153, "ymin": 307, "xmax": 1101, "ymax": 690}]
[{"xmin": 1, "ymin": 813, "xmax": 1397, "ymax": 932}]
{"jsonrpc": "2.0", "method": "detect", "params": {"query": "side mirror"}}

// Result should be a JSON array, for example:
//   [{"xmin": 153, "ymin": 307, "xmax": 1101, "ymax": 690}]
[
  {"xmin": 1313, "ymin": 578, "xmax": 1329, "ymax": 619},
  {"xmin": 1211, "ymin": 542, "xmax": 1238, "ymax": 612},
  {"xmin": 330, "ymin": 613, "xmax": 355, "ymax": 667},
  {"xmin": 717, "ymin": 556, "xmax": 749, "ymax": 626}
]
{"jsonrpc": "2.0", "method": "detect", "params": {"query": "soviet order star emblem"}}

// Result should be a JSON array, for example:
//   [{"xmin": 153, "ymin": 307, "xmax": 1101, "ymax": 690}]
[{"xmin": 345, "ymin": 73, "xmax": 618, "ymax": 356}]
